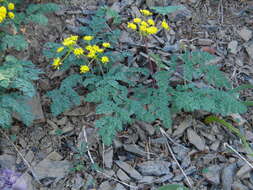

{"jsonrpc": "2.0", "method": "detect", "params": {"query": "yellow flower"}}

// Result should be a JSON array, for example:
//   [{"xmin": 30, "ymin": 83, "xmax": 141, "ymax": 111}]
[
  {"xmin": 101, "ymin": 56, "xmax": 109, "ymax": 63},
  {"xmin": 73, "ymin": 48, "xmax": 84, "ymax": 56},
  {"xmin": 62, "ymin": 36, "xmax": 78, "ymax": 46},
  {"xmin": 146, "ymin": 26, "xmax": 158, "ymax": 35},
  {"xmin": 147, "ymin": 19, "xmax": 155, "ymax": 26},
  {"xmin": 133, "ymin": 18, "xmax": 141, "ymax": 23},
  {"xmin": 56, "ymin": 46, "xmax": 64, "ymax": 53},
  {"xmin": 80, "ymin": 65, "xmax": 90, "ymax": 73},
  {"xmin": 52, "ymin": 58, "xmax": 62, "ymax": 69},
  {"xmin": 140, "ymin": 21, "xmax": 148, "ymax": 27},
  {"xmin": 102, "ymin": 42, "xmax": 110, "ymax": 48},
  {"xmin": 8, "ymin": 3, "xmax": 15, "ymax": 10},
  {"xmin": 70, "ymin": 35, "xmax": 78, "ymax": 41},
  {"xmin": 87, "ymin": 51, "xmax": 96, "ymax": 58},
  {"xmin": 83, "ymin": 36, "xmax": 93, "ymax": 41},
  {"xmin": 161, "ymin": 20, "xmax": 170, "ymax": 30},
  {"xmin": 0, "ymin": 6, "xmax": 7, "ymax": 23},
  {"xmin": 8, "ymin": 12, "xmax": 14, "ymax": 19},
  {"xmin": 85, "ymin": 45, "xmax": 92, "ymax": 51},
  {"xmin": 139, "ymin": 25, "xmax": 147, "ymax": 33},
  {"xmin": 127, "ymin": 22, "xmax": 137, "ymax": 30},
  {"xmin": 140, "ymin": 9, "xmax": 153, "ymax": 16}
]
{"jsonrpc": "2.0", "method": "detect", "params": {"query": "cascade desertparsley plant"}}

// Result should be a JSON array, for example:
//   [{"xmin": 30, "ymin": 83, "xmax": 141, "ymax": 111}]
[
  {"xmin": 0, "ymin": 1, "xmax": 15, "ymax": 23},
  {"xmin": 52, "ymin": 35, "xmax": 110, "ymax": 73},
  {"xmin": 127, "ymin": 9, "xmax": 170, "ymax": 36}
]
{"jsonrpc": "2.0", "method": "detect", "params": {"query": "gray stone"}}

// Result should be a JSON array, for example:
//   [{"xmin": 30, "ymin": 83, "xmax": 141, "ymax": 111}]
[
  {"xmin": 123, "ymin": 144, "xmax": 146, "ymax": 157},
  {"xmin": 115, "ymin": 161, "xmax": 142, "ymax": 180},
  {"xmin": 137, "ymin": 161, "xmax": 171, "ymax": 176},
  {"xmin": 228, "ymin": 41, "xmax": 238, "ymax": 54},
  {"xmin": 238, "ymin": 27, "xmax": 252, "ymax": 41},
  {"xmin": 34, "ymin": 158, "xmax": 72, "ymax": 181},
  {"xmin": 117, "ymin": 169, "xmax": 131, "ymax": 182},
  {"xmin": 154, "ymin": 173, "xmax": 174, "ymax": 183},
  {"xmin": 139, "ymin": 176, "xmax": 155, "ymax": 183},
  {"xmin": 99, "ymin": 181, "xmax": 113, "ymax": 190},
  {"xmin": 104, "ymin": 147, "xmax": 113, "ymax": 169},
  {"xmin": 113, "ymin": 183, "xmax": 126, "ymax": 190},
  {"xmin": 222, "ymin": 163, "xmax": 237, "ymax": 190},
  {"xmin": 245, "ymin": 42, "xmax": 253, "ymax": 60},
  {"xmin": 232, "ymin": 182, "xmax": 249, "ymax": 190},
  {"xmin": 196, "ymin": 39, "xmax": 214, "ymax": 46},
  {"xmin": 187, "ymin": 129, "xmax": 205, "ymax": 151},
  {"xmin": 0, "ymin": 154, "xmax": 16, "ymax": 170},
  {"xmin": 136, "ymin": 121, "xmax": 155, "ymax": 136},
  {"xmin": 202, "ymin": 165, "xmax": 221, "ymax": 185}
]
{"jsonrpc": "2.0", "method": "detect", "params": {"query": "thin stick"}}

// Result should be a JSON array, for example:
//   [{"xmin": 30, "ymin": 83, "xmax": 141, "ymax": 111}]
[
  {"xmin": 224, "ymin": 143, "xmax": 253, "ymax": 169},
  {"xmin": 96, "ymin": 170, "xmax": 138, "ymax": 189},
  {"xmin": 82, "ymin": 126, "xmax": 137, "ymax": 189},
  {"xmin": 0, "ymin": 129, "xmax": 42, "ymax": 185},
  {"xmin": 82, "ymin": 127, "xmax": 94, "ymax": 164},
  {"xmin": 160, "ymin": 128, "xmax": 193, "ymax": 188}
]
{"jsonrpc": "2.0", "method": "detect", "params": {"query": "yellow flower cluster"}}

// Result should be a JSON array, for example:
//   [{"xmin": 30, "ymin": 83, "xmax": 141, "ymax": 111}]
[
  {"xmin": 62, "ymin": 35, "xmax": 78, "ymax": 46},
  {"xmin": 0, "ymin": 3, "xmax": 15, "ymax": 23},
  {"xmin": 127, "ymin": 9, "xmax": 171, "ymax": 36},
  {"xmin": 52, "ymin": 35, "xmax": 110, "ymax": 73}
]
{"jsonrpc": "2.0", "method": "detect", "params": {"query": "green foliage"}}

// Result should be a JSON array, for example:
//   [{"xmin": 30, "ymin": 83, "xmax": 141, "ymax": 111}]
[
  {"xmin": 14, "ymin": 3, "xmax": 60, "ymax": 26},
  {"xmin": 0, "ymin": 57, "xmax": 41, "ymax": 128},
  {"xmin": 156, "ymin": 184, "xmax": 189, "ymax": 190},
  {"xmin": 0, "ymin": 2, "xmax": 59, "ymax": 128},
  {"xmin": 0, "ymin": 35, "xmax": 28, "ymax": 51},
  {"xmin": 47, "ymin": 74, "xmax": 82, "ymax": 116},
  {"xmin": 151, "ymin": 6, "xmax": 184, "ymax": 15},
  {"xmin": 44, "ymin": 5, "xmax": 249, "ymax": 145}
]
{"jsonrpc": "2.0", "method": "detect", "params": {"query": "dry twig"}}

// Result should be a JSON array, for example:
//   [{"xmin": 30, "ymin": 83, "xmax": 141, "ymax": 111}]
[{"xmin": 160, "ymin": 128, "xmax": 193, "ymax": 188}]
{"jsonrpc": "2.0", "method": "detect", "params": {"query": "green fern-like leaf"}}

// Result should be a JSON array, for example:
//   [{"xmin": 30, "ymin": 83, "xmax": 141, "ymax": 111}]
[
  {"xmin": 26, "ymin": 14, "xmax": 48, "ymax": 25},
  {"xmin": 47, "ymin": 74, "xmax": 82, "ymax": 116},
  {"xmin": 96, "ymin": 116, "xmax": 123, "ymax": 145},
  {"xmin": 0, "ymin": 35, "xmax": 28, "ymax": 51}
]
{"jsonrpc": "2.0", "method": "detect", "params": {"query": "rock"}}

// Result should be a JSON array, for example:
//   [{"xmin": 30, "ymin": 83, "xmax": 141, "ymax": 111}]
[
  {"xmin": 228, "ymin": 41, "xmax": 238, "ymax": 54},
  {"xmin": 99, "ymin": 181, "xmax": 114, "ymax": 190},
  {"xmin": 25, "ymin": 151, "xmax": 34, "ymax": 163},
  {"xmin": 136, "ymin": 121, "xmax": 155, "ymax": 136},
  {"xmin": 196, "ymin": 39, "xmax": 214, "ymax": 46},
  {"xmin": 0, "ymin": 154, "xmax": 16, "ymax": 170},
  {"xmin": 173, "ymin": 117, "xmax": 192, "ymax": 137},
  {"xmin": 117, "ymin": 169, "xmax": 131, "ymax": 182},
  {"xmin": 154, "ymin": 173, "xmax": 174, "ymax": 183},
  {"xmin": 34, "ymin": 158, "xmax": 72, "ymax": 181},
  {"xmin": 115, "ymin": 161, "xmax": 142, "ymax": 180},
  {"xmin": 222, "ymin": 163, "xmax": 237, "ymax": 190},
  {"xmin": 245, "ymin": 42, "xmax": 253, "ymax": 60},
  {"xmin": 14, "ymin": 94, "xmax": 45, "ymax": 124},
  {"xmin": 202, "ymin": 165, "xmax": 221, "ymax": 185},
  {"xmin": 139, "ymin": 176, "xmax": 155, "ymax": 183},
  {"xmin": 137, "ymin": 161, "xmax": 172, "ymax": 176},
  {"xmin": 238, "ymin": 27, "xmax": 252, "ymax": 41},
  {"xmin": 123, "ymin": 144, "xmax": 146, "ymax": 157},
  {"xmin": 232, "ymin": 181, "xmax": 249, "ymax": 190},
  {"xmin": 47, "ymin": 151, "xmax": 63, "ymax": 161},
  {"xmin": 236, "ymin": 164, "xmax": 252, "ymax": 178},
  {"xmin": 104, "ymin": 147, "xmax": 113, "ymax": 169},
  {"xmin": 172, "ymin": 145, "xmax": 189, "ymax": 161},
  {"xmin": 187, "ymin": 129, "xmax": 205, "ymax": 151},
  {"xmin": 13, "ymin": 173, "xmax": 33, "ymax": 190},
  {"xmin": 210, "ymin": 141, "xmax": 220, "ymax": 151},
  {"xmin": 113, "ymin": 183, "xmax": 127, "ymax": 190}
]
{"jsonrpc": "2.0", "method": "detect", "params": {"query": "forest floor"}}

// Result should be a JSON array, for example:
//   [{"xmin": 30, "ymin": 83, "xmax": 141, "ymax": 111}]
[{"xmin": 1, "ymin": 0, "xmax": 253, "ymax": 189}]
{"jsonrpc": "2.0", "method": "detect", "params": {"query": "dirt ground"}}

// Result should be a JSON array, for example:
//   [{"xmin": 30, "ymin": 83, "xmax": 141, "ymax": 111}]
[{"xmin": 1, "ymin": 0, "xmax": 253, "ymax": 189}]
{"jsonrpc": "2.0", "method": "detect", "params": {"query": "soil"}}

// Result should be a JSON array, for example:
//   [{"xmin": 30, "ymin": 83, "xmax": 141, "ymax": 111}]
[{"xmin": 1, "ymin": 0, "xmax": 253, "ymax": 190}]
